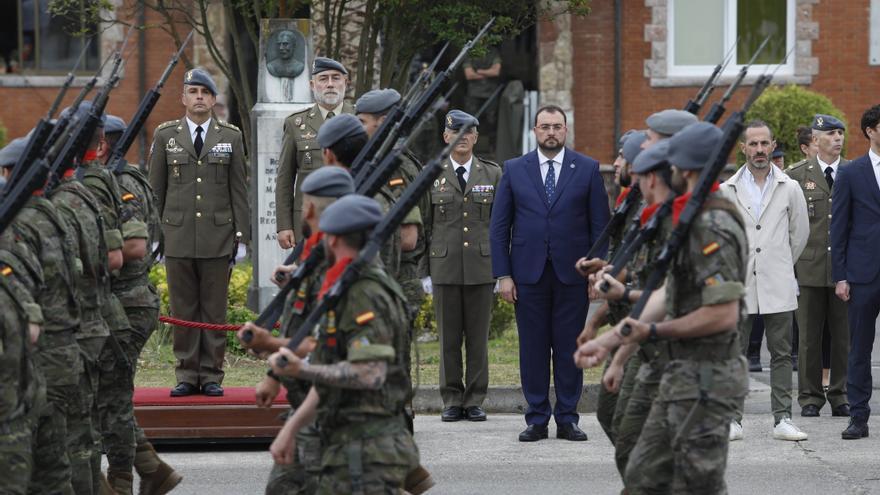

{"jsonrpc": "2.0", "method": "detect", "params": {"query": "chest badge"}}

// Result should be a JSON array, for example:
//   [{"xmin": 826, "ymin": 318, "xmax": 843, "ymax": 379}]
[
  {"xmin": 805, "ymin": 181, "xmax": 816, "ymax": 190},
  {"xmin": 165, "ymin": 138, "xmax": 184, "ymax": 154},
  {"xmin": 302, "ymin": 131, "xmax": 316, "ymax": 140}
]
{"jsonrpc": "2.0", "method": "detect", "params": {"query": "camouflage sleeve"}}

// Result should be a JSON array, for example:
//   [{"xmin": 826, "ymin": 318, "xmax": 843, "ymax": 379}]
[
  {"xmin": 338, "ymin": 281, "xmax": 396, "ymax": 363},
  {"xmin": 689, "ymin": 210, "xmax": 746, "ymax": 306},
  {"xmin": 83, "ymin": 173, "xmax": 123, "ymax": 250}
]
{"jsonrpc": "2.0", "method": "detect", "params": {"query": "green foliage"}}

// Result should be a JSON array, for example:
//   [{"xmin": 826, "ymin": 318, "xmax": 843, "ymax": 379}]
[
  {"xmin": 0, "ymin": 121, "xmax": 6, "ymax": 148},
  {"xmin": 745, "ymin": 84, "xmax": 848, "ymax": 163},
  {"xmin": 47, "ymin": 0, "xmax": 114, "ymax": 37},
  {"xmin": 414, "ymin": 293, "xmax": 515, "ymax": 341}
]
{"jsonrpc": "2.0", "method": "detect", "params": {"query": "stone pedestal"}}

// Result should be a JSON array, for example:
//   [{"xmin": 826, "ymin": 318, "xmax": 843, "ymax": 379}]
[{"xmin": 247, "ymin": 19, "xmax": 314, "ymax": 312}]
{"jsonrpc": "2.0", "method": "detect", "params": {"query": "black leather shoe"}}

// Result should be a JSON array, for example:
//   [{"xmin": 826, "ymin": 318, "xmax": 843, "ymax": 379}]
[
  {"xmin": 841, "ymin": 419, "xmax": 869, "ymax": 440},
  {"xmin": 518, "ymin": 424, "xmax": 548, "ymax": 442},
  {"xmin": 202, "ymin": 382, "xmax": 224, "ymax": 396},
  {"xmin": 441, "ymin": 406, "xmax": 464, "ymax": 422},
  {"xmin": 832, "ymin": 404, "xmax": 851, "ymax": 417},
  {"xmin": 748, "ymin": 355, "xmax": 762, "ymax": 372},
  {"xmin": 465, "ymin": 406, "xmax": 487, "ymax": 422},
  {"xmin": 800, "ymin": 404, "xmax": 820, "ymax": 417},
  {"xmin": 170, "ymin": 382, "xmax": 198, "ymax": 397},
  {"xmin": 557, "ymin": 423, "xmax": 588, "ymax": 441}
]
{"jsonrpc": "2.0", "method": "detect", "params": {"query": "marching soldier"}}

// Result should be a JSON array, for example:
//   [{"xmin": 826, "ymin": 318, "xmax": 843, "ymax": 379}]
[
  {"xmin": 148, "ymin": 68, "xmax": 250, "ymax": 398},
  {"xmin": 276, "ymin": 57, "xmax": 355, "ymax": 248},
  {"xmin": 269, "ymin": 194, "xmax": 420, "ymax": 494},
  {"xmin": 426, "ymin": 110, "xmax": 501, "ymax": 422},
  {"xmin": 786, "ymin": 114, "xmax": 850, "ymax": 417}
]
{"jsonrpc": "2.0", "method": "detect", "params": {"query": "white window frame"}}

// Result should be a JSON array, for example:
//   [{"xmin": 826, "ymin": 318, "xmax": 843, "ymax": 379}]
[{"xmin": 666, "ymin": 0, "xmax": 796, "ymax": 79}]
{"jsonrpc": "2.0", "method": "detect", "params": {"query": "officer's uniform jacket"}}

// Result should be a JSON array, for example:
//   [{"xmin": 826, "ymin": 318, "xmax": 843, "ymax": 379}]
[
  {"xmin": 425, "ymin": 155, "xmax": 501, "ymax": 285},
  {"xmin": 786, "ymin": 156, "xmax": 849, "ymax": 287},
  {"xmin": 276, "ymin": 102, "xmax": 355, "ymax": 236},
  {"xmin": 149, "ymin": 117, "xmax": 250, "ymax": 259}
]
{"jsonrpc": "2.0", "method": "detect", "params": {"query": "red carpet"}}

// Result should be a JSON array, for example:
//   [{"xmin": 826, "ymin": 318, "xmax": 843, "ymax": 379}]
[{"xmin": 134, "ymin": 387, "xmax": 286, "ymax": 406}]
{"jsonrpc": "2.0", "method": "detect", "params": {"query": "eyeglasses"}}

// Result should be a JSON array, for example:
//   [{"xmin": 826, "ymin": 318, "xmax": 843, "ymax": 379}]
[{"xmin": 536, "ymin": 124, "xmax": 565, "ymax": 132}]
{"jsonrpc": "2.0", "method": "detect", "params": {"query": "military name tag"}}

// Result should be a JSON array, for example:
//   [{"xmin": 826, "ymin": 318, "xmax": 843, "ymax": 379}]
[{"xmin": 805, "ymin": 181, "xmax": 816, "ymax": 190}]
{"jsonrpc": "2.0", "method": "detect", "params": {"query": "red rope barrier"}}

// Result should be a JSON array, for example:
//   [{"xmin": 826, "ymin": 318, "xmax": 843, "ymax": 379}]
[{"xmin": 158, "ymin": 316, "xmax": 280, "ymax": 331}]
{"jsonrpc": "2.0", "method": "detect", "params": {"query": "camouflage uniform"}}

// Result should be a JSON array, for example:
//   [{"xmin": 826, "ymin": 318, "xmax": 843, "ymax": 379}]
[
  {"xmin": 624, "ymin": 196, "xmax": 749, "ymax": 494},
  {"xmin": 312, "ymin": 262, "xmax": 419, "ymax": 494},
  {"xmin": 392, "ymin": 151, "xmax": 429, "ymax": 316}
]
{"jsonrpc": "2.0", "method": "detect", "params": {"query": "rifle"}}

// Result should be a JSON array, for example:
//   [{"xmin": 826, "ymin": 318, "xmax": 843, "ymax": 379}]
[
  {"xmin": 683, "ymin": 37, "xmax": 738, "ymax": 115},
  {"xmin": 702, "ymin": 35, "xmax": 770, "ymax": 124},
  {"xmin": 111, "ymin": 30, "xmax": 194, "ymax": 174},
  {"xmin": 275, "ymin": 123, "xmax": 477, "ymax": 367},
  {"xmin": 582, "ymin": 183, "xmax": 642, "ymax": 261},
  {"xmin": 619, "ymin": 74, "xmax": 774, "ymax": 337}
]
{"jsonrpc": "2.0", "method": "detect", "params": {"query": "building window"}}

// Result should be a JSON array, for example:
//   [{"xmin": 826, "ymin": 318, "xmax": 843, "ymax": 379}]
[
  {"xmin": 667, "ymin": 0, "xmax": 794, "ymax": 78},
  {"xmin": 0, "ymin": 0, "xmax": 100, "ymax": 75}
]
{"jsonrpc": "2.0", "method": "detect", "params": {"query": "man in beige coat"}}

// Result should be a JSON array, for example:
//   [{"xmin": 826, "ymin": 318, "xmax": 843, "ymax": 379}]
[{"xmin": 721, "ymin": 120, "xmax": 809, "ymax": 441}]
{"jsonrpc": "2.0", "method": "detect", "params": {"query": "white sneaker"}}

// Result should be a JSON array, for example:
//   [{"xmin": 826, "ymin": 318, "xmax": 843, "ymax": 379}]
[
  {"xmin": 773, "ymin": 418, "xmax": 808, "ymax": 441},
  {"xmin": 729, "ymin": 420, "xmax": 743, "ymax": 441}
]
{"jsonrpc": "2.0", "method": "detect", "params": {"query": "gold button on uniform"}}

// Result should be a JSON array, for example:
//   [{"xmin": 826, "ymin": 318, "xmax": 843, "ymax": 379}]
[
  {"xmin": 463, "ymin": 242, "xmax": 469, "ymax": 247},
  {"xmin": 463, "ymin": 227, "xmax": 469, "ymax": 232},
  {"xmin": 196, "ymin": 212, "xmax": 202, "ymax": 218},
  {"xmin": 198, "ymin": 160, "xmax": 202, "ymax": 165},
  {"xmin": 196, "ymin": 195, "xmax": 202, "ymax": 200},
  {"xmin": 463, "ymin": 212, "xmax": 468, "ymax": 217},
  {"xmin": 196, "ymin": 177, "xmax": 202, "ymax": 183}
]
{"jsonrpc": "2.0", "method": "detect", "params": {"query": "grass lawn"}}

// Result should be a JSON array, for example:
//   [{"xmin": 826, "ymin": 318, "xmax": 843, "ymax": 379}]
[{"xmin": 135, "ymin": 324, "xmax": 603, "ymax": 388}]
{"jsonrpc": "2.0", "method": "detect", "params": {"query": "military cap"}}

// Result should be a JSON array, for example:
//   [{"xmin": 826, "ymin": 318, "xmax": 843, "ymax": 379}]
[
  {"xmin": 646, "ymin": 109, "xmax": 698, "ymax": 137},
  {"xmin": 311, "ymin": 57, "xmax": 348, "ymax": 76},
  {"xmin": 0, "ymin": 175, "xmax": 5, "ymax": 189},
  {"xmin": 667, "ymin": 122, "xmax": 722, "ymax": 171},
  {"xmin": 618, "ymin": 129, "xmax": 637, "ymax": 150},
  {"xmin": 183, "ymin": 68, "xmax": 218, "ymax": 95},
  {"xmin": 317, "ymin": 114, "xmax": 366, "ymax": 149},
  {"xmin": 0, "ymin": 137, "xmax": 27, "ymax": 168},
  {"xmin": 59, "ymin": 100, "xmax": 106, "ymax": 127},
  {"xmin": 632, "ymin": 140, "xmax": 671, "ymax": 174},
  {"xmin": 319, "ymin": 194, "xmax": 383, "ymax": 235},
  {"xmin": 622, "ymin": 130, "xmax": 648, "ymax": 164},
  {"xmin": 355, "ymin": 88, "xmax": 401, "ymax": 115},
  {"xmin": 300, "ymin": 166, "xmax": 355, "ymax": 198},
  {"xmin": 771, "ymin": 142, "xmax": 785, "ymax": 160},
  {"xmin": 445, "ymin": 110, "xmax": 479, "ymax": 131},
  {"xmin": 811, "ymin": 114, "xmax": 845, "ymax": 132},
  {"xmin": 104, "ymin": 114, "xmax": 127, "ymax": 135}
]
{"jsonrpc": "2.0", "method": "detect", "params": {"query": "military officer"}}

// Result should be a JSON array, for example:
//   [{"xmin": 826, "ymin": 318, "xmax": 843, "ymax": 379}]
[
  {"xmin": 786, "ymin": 114, "xmax": 850, "ymax": 417},
  {"xmin": 269, "ymin": 194, "xmax": 420, "ymax": 494},
  {"xmin": 425, "ymin": 110, "xmax": 501, "ymax": 422},
  {"xmin": 576, "ymin": 123, "xmax": 749, "ymax": 493},
  {"xmin": 276, "ymin": 57, "xmax": 355, "ymax": 248},
  {"xmin": 148, "ymin": 68, "xmax": 250, "ymax": 397}
]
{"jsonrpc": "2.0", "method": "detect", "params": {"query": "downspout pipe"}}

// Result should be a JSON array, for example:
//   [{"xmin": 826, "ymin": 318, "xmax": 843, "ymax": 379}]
[{"xmin": 613, "ymin": 0, "xmax": 622, "ymax": 155}]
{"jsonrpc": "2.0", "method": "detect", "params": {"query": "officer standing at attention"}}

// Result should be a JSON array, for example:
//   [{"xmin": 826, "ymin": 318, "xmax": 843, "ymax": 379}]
[
  {"xmin": 149, "ymin": 68, "xmax": 250, "ymax": 397},
  {"xmin": 276, "ymin": 57, "xmax": 355, "ymax": 248},
  {"xmin": 427, "ymin": 110, "xmax": 501, "ymax": 422},
  {"xmin": 269, "ymin": 194, "xmax": 420, "ymax": 494},
  {"xmin": 786, "ymin": 114, "xmax": 851, "ymax": 418}
]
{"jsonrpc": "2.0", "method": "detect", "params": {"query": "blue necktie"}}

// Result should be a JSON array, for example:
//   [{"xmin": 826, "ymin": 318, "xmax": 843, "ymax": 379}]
[{"xmin": 544, "ymin": 160, "xmax": 556, "ymax": 201}]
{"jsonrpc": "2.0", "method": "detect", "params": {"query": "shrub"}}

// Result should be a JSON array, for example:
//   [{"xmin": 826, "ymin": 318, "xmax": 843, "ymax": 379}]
[
  {"xmin": 0, "ymin": 121, "xmax": 7, "ymax": 148},
  {"xmin": 745, "ymin": 84, "xmax": 848, "ymax": 163},
  {"xmin": 413, "ymin": 293, "xmax": 516, "ymax": 341}
]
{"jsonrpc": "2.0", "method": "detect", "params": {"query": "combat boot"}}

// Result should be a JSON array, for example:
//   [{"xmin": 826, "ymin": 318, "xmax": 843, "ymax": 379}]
[
  {"xmin": 404, "ymin": 464, "xmax": 435, "ymax": 494},
  {"xmin": 107, "ymin": 470, "xmax": 134, "ymax": 495},
  {"xmin": 134, "ymin": 442, "xmax": 182, "ymax": 495}
]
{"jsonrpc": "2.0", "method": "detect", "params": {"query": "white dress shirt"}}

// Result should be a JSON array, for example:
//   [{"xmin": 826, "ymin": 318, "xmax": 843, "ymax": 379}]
[
  {"xmin": 450, "ymin": 155, "xmax": 473, "ymax": 184},
  {"xmin": 817, "ymin": 155, "xmax": 841, "ymax": 181},
  {"xmin": 870, "ymin": 148, "xmax": 880, "ymax": 191},
  {"xmin": 185, "ymin": 116, "xmax": 212, "ymax": 146},
  {"xmin": 537, "ymin": 148, "xmax": 564, "ymax": 186},
  {"xmin": 739, "ymin": 165, "xmax": 774, "ymax": 219}
]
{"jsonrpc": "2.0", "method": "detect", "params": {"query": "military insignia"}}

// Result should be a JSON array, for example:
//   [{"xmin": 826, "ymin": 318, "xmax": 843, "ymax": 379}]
[
  {"xmin": 704, "ymin": 274, "xmax": 725, "ymax": 286},
  {"xmin": 351, "ymin": 336, "xmax": 370, "ymax": 349},
  {"xmin": 702, "ymin": 242, "xmax": 720, "ymax": 256},
  {"xmin": 433, "ymin": 179, "xmax": 440, "ymax": 188},
  {"xmin": 304, "ymin": 152, "xmax": 312, "ymax": 164},
  {"xmin": 210, "ymin": 143, "xmax": 233, "ymax": 154},
  {"xmin": 326, "ymin": 337, "xmax": 337, "ymax": 348},
  {"xmin": 446, "ymin": 115, "xmax": 453, "ymax": 126},
  {"xmin": 302, "ymin": 131, "xmax": 316, "ymax": 140},
  {"xmin": 389, "ymin": 178, "xmax": 405, "ymax": 187},
  {"xmin": 295, "ymin": 116, "xmax": 303, "ymax": 126},
  {"xmin": 441, "ymin": 177, "xmax": 447, "ymax": 185},
  {"xmin": 185, "ymin": 70, "xmax": 193, "ymax": 82},
  {"xmin": 805, "ymin": 181, "xmax": 816, "ymax": 190},
  {"xmin": 0, "ymin": 265, "xmax": 12, "ymax": 277},
  {"xmin": 165, "ymin": 138, "xmax": 184, "ymax": 153},
  {"xmin": 817, "ymin": 116, "xmax": 824, "ymax": 127},
  {"xmin": 355, "ymin": 311, "xmax": 375, "ymax": 325},
  {"xmin": 299, "ymin": 124, "xmax": 306, "ymax": 130},
  {"xmin": 121, "ymin": 193, "xmax": 136, "ymax": 202}
]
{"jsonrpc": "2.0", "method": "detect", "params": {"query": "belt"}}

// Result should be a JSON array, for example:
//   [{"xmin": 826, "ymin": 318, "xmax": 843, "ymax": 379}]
[
  {"xmin": 667, "ymin": 336, "xmax": 739, "ymax": 361},
  {"xmin": 638, "ymin": 341, "xmax": 671, "ymax": 364},
  {"xmin": 321, "ymin": 414, "xmax": 405, "ymax": 445},
  {"xmin": 39, "ymin": 328, "xmax": 77, "ymax": 348}
]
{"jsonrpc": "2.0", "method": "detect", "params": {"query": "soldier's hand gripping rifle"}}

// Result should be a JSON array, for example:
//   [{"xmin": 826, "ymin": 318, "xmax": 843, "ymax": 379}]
[
  {"xmin": 683, "ymin": 37, "xmax": 738, "ymax": 115},
  {"xmin": 273, "ymin": 123, "xmax": 475, "ymax": 368},
  {"xmin": 619, "ymin": 74, "xmax": 774, "ymax": 337},
  {"xmin": 702, "ymin": 35, "xmax": 770, "ymax": 124},
  {"xmin": 581, "ymin": 183, "xmax": 642, "ymax": 263},
  {"xmin": 111, "ymin": 30, "xmax": 194, "ymax": 174}
]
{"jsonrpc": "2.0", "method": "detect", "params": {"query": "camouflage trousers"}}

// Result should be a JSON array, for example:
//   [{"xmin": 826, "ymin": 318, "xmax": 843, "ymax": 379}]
[
  {"xmin": 615, "ymin": 357, "xmax": 663, "ymax": 482},
  {"xmin": 98, "ymin": 330, "xmax": 136, "ymax": 474},
  {"xmin": 624, "ymin": 394, "xmax": 739, "ymax": 494},
  {"xmin": 120, "ymin": 306, "xmax": 159, "ymax": 453},
  {"xmin": 265, "ymin": 425, "xmax": 321, "ymax": 495},
  {"xmin": 0, "ymin": 416, "xmax": 34, "ymax": 495},
  {"xmin": 610, "ymin": 354, "xmax": 641, "ymax": 444},
  {"xmin": 69, "ymin": 342, "xmax": 104, "ymax": 495},
  {"xmin": 595, "ymin": 353, "xmax": 620, "ymax": 444}
]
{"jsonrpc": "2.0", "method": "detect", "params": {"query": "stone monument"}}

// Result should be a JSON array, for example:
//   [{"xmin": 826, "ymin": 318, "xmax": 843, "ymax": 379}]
[{"xmin": 248, "ymin": 18, "xmax": 313, "ymax": 312}]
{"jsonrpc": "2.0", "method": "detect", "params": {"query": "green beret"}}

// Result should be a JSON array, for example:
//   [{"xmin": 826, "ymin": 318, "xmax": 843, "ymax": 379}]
[
  {"xmin": 319, "ymin": 194, "xmax": 383, "ymax": 235},
  {"xmin": 301, "ymin": 166, "xmax": 355, "ymax": 198}
]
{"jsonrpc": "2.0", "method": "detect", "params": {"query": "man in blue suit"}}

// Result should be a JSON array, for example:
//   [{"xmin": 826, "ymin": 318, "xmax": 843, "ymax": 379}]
[
  {"xmin": 490, "ymin": 105, "xmax": 610, "ymax": 441},
  {"xmin": 831, "ymin": 104, "xmax": 880, "ymax": 440}
]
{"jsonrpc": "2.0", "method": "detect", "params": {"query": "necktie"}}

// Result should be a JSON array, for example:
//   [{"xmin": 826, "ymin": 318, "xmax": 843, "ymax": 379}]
[
  {"xmin": 824, "ymin": 166, "xmax": 834, "ymax": 189},
  {"xmin": 544, "ymin": 160, "xmax": 556, "ymax": 201},
  {"xmin": 194, "ymin": 125, "xmax": 204, "ymax": 156},
  {"xmin": 456, "ymin": 166, "xmax": 467, "ymax": 191},
  {"xmin": 326, "ymin": 111, "xmax": 335, "ymax": 120}
]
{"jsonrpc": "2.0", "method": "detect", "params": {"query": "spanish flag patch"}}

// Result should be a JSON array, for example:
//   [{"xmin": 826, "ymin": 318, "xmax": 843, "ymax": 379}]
[
  {"xmin": 702, "ymin": 242, "xmax": 720, "ymax": 256},
  {"xmin": 355, "ymin": 311, "xmax": 375, "ymax": 325},
  {"xmin": 121, "ymin": 193, "xmax": 136, "ymax": 202},
  {"xmin": 388, "ymin": 178, "xmax": 405, "ymax": 187},
  {"xmin": 0, "ymin": 265, "xmax": 12, "ymax": 276}
]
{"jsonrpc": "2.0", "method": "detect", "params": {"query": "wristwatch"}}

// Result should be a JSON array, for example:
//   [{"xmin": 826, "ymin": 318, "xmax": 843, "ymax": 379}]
[
  {"xmin": 622, "ymin": 286, "xmax": 631, "ymax": 302},
  {"xmin": 266, "ymin": 369, "xmax": 280, "ymax": 382},
  {"xmin": 648, "ymin": 323, "xmax": 659, "ymax": 343}
]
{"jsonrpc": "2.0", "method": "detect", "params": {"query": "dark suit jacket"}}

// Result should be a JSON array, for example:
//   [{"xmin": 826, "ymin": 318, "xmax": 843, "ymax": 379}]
[
  {"xmin": 831, "ymin": 153, "xmax": 880, "ymax": 284},
  {"xmin": 489, "ymin": 148, "xmax": 610, "ymax": 286}
]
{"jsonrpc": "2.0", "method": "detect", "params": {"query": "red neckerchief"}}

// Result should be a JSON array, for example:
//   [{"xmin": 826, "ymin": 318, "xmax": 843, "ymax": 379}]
[
  {"xmin": 63, "ymin": 169, "xmax": 76, "ymax": 178},
  {"xmin": 81, "ymin": 150, "xmax": 98, "ymax": 162},
  {"xmin": 640, "ymin": 202, "xmax": 661, "ymax": 226},
  {"xmin": 301, "ymin": 231, "xmax": 324, "ymax": 261},
  {"xmin": 671, "ymin": 182, "xmax": 720, "ymax": 225},
  {"xmin": 318, "ymin": 257, "xmax": 352, "ymax": 300},
  {"xmin": 615, "ymin": 187, "xmax": 630, "ymax": 207}
]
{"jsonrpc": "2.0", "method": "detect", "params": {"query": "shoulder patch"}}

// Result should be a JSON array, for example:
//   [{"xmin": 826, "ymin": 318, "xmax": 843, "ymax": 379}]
[
  {"xmin": 786, "ymin": 159, "xmax": 807, "ymax": 172},
  {"xmin": 0, "ymin": 264, "xmax": 12, "ymax": 277},
  {"xmin": 121, "ymin": 192, "xmax": 136, "ymax": 202},
  {"xmin": 702, "ymin": 241, "xmax": 720, "ymax": 256},
  {"xmin": 156, "ymin": 120, "xmax": 179, "ymax": 131},
  {"xmin": 477, "ymin": 156, "xmax": 500, "ymax": 168},
  {"xmin": 355, "ymin": 311, "xmax": 375, "ymax": 325},
  {"xmin": 388, "ymin": 178, "xmax": 405, "ymax": 187},
  {"xmin": 218, "ymin": 120, "xmax": 240, "ymax": 132}
]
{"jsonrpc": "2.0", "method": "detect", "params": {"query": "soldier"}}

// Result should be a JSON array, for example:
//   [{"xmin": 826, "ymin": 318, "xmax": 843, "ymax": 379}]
[
  {"xmin": 576, "ymin": 123, "xmax": 749, "ymax": 492},
  {"xmin": 642, "ymin": 109, "xmax": 698, "ymax": 149},
  {"xmin": 424, "ymin": 110, "xmax": 501, "ymax": 422},
  {"xmin": 269, "ymin": 194, "xmax": 420, "ymax": 494},
  {"xmin": 463, "ymin": 46, "xmax": 501, "ymax": 156},
  {"xmin": 276, "ymin": 57, "xmax": 355, "ymax": 248},
  {"xmin": 103, "ymin": 114, "xmax": 182, "ymax": 494},
  {"xmin": 148, "ymin": 68, "xmax": 250, "ymax": 398},
  {"xmin": 786, "ymin": 114, "xmax": 851, "ymax": 418}
]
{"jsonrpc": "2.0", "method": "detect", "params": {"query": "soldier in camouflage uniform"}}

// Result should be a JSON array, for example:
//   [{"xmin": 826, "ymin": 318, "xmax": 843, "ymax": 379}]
[
  {"xmin": 269, "ymin": 194, "xmax": 420, "ymax": 494},
  {"xmin": 576, "ymin": 123, "xmax": 749, "ymax": 493}
]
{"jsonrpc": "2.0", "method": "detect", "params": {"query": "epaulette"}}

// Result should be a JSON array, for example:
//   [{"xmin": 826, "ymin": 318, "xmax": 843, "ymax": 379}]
[
  {"xmin": 786, "ymin": 159, "xmax": 808, "ymax": 172},
  {"xmin": 156, "ymin": 120, "xmax": 179, "ymax": 132},
  {"xmin": 217, "ymin": 120, "xmax": 240, "ymax": 132},
  {"xmin": 476, "ymin": 156, "xmax": 501, "ymax": 168}
]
